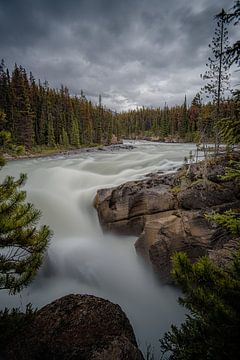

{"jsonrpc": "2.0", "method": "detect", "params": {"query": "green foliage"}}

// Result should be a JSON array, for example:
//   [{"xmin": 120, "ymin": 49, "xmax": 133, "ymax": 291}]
[
  {"xmin": 201, "ymin": 9, "xmax": 230, "ymax": 106},
  {"xmin": 14, "ymin": 144, "xmax": 25, "ymax": 155},
  {"xmin": 47, "ymin": 114, "xmax": 56, "ymax": 148},
  {"xmin": 206, "ymin": 160, "xmax": 240, "ymax": 239},
  {"xmin": 0, "ymin": 304, "xmax": 36, "ymax": 350},
  {"xmin": 169, "ymin": 186, "xmax": 182, "ymax": 194},
  {"xmin": 70, "ymin": 116, "xmax": 80, "ymax": 147},
  {"xmin": 0, "ymin": 130, "xmax": 12, "ymax": 147},
  {"xmin": 0, "ymin": 173, "xmax": 52, "ymax": 293},
  {"xmin": 224, "ymin": 1, "xmax": 240, "ymax": 65},
  {"xmin": 218, "ymin": 117, "xmax": 240, "ymax": 144},
  {"xmin": 160, "ymin": 252, "xmax": 240, "ymax": 359},
  {"xmin": 0, "ymin": 61, "xmax": 119, "ymax": 151},
  {"xmin": 221, "ymin": 160, "xmax": 240, "ymax": 181},
  {"xmin": 0, "ymin": 129, "xmax": 25, "ymax": 158},
  {"xmin": 206, "ymin": 210, "xmax": 240, "ymax": 236},
  {"xmin": 0, "ymin": 156, "xmax": 6, "ymax": 167},
  {"xmin": 0, "ymin": 60, "xmax": 239, "ymax": 148},
  {"xmin": 60, "ymin": 127, "xmax": 70, "ymax": 148}
]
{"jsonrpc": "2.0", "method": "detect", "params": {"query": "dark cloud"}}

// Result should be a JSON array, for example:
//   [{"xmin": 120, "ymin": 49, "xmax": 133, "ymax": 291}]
[{"xmin": 0, "ymin": 0, "xmax": 237, "ymax": 110}]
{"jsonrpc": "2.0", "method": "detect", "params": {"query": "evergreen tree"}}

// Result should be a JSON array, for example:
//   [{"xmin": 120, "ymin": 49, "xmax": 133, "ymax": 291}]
[
  {"xmin": 201, "ymin": 10, "xmax": 230, "ymax": 107},
  {"xmin": 60, "ymin": 127, "xmax": 69, "ymax": 148},
  {"xmin": 70, "ymin": 115, "xmax": 80, "ymax": 147},
  {"xmin": 225, "ymin": 0, "xmax": 240, "ymax": 65},
  {"xmin": 179, "ymin": 95, "xmax": 189, "ymax": 138},
  {"xmin": 160, "ymin": 252, "xmax": 240, "ymax": 359},
  {"xmin": 95, "ymin": 94, "xmax": 103, "ymax": 144},
  {"xmin": 201, "ymin": 9, "xmax": 231, "ymax": 150},
  {"xmin": 47, "ymin": 113, "xmax": 56, "ymax": 147},
  {"xmin": 11, "ymin": 65, "xmax": 34, "ymax": 148},
  {"xmin": 160, "ymin": 103, "xmax": 170, "ymax": 138},
  {"xmin": 0, "ymin": 171, "xmax": 52, "ymax": 294}
]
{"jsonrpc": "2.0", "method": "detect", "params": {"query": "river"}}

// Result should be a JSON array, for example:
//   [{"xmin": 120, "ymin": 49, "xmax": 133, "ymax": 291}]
[{"xmin": 0, "ymin": 140, "xmax": 196, "ymax": 357}]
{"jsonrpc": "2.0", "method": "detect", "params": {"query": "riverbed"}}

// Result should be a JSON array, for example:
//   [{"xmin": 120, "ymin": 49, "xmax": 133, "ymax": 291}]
[{"xmin": 0, "ymin": 140, "xmax": 196, "ymax": 356}]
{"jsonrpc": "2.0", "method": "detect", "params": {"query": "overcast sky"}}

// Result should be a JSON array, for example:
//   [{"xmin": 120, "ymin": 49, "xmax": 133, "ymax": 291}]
[{"xmin": 0, "ymin": 0, "xmax": 238, "ymax": 111}]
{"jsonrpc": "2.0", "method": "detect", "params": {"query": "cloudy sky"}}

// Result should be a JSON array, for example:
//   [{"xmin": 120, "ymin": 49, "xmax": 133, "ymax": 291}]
[{"xmin": 0, "ymin": 0, "xmax": 238, "ymax": 111}]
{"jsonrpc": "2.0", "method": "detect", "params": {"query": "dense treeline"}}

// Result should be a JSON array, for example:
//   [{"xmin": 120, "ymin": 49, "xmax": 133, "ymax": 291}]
[
  {"xmin": 0, "ymin": 60, "xmax": 120, "ymax": 150},
  {"xmin": 117, "ymin": 94, "xmax": 237, "ymax": 143},
  {"xmin": 0, "ymin": 60, "xmax": 238, "ymax": 152}
]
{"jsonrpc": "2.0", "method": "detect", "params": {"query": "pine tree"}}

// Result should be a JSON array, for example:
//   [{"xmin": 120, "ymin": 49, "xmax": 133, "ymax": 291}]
[
  {"xmin": 47, "ymin": 113, "xmax": 56, "ymax": 148},
  {"xmin": 0, "ymin": 61, "xmax": 12, "ymax": 135},
  {"xmin": 70, "ymin": 115, "xmax": 80, "ymax": 147},
  {"xmin": 225, "ymin": 0, "xmax": 240, "ymax": 65},
  {"xmin": 201, "ymin": 9, "xmax": 231, "ymax": 151},
  {"xmin": 60, "ymin": 127, "xmax": 69, "ymax": 148},
  {"xmin": 95, "ymin": 94, "xmax": 103, "ymax": 144},
  {"xmin": 0, "ymin": 173, "xmax": 52, "ymax": 294},
  {"xmin": 160, "ymin": 252, "xmax": 240, "ymax": 359},
  {"xmin": 160, "ymin": 103, "xmax": 170, "ymax": 138},
  {"xmin": 11, "ymin": 65, "xmax": 34, "ymax": 148}
]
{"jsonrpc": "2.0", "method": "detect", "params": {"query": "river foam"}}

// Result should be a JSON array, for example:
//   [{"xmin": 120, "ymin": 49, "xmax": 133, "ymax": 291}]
[{"xmin": 0, "ymin": 140, "xmax": 196, "ymax": 356}]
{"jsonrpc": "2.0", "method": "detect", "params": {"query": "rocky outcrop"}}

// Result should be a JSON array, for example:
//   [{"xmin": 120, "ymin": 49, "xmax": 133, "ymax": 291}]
[
  {"xmin": 94, "ymin": 156, "xmax": 240, "ymax": 283},
  {"xmin": 94, "ymin": 173, "xmax": 176, "ymax": 235},
  {"xmin": 136, "ymin": 210, "xmax": 215, "ymax": 282},
  {"xmin": 4, "ymin": 294, "xmax": 143, "ymax": 360},
  {"xmin": 177, "ymin": 182, "xmax": 239, "ymax": 210},
  {"xmin": 209, "ymin": 237, "xmax": 240, "ymax": 268}
]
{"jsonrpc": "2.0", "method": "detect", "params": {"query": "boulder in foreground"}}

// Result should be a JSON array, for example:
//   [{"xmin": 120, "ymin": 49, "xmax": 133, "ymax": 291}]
[{"xmin": 4, "ymin": 294, "xmax": 143, "ymax": 360}]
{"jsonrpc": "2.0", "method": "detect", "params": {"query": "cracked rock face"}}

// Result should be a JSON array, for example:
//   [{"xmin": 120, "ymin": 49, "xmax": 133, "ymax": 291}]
[
  {"xmin": 94, "ymin": 158, "xmax": 240, "ymax": 283},
  {"xmin": 4, "ymin": 294, "xmax": 144, "ymax": 360},
  {"xmin": 94, "ymin": 174, "xmax": 177, "ymax": 236}
]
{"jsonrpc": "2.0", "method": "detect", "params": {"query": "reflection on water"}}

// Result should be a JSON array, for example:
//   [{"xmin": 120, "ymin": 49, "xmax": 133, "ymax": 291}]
[{"xmin": 0, "ymin": 140, "xmax": 196, "ymax": 355}]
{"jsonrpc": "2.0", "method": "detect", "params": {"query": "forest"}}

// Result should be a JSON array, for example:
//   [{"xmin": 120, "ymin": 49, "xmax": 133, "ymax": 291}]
[
  {"xmin": 0, "ymin": 61, "xmax": 237, "ymax": 154},
  {"xmin": 0, "ymin": 61, "xmax": 120, "ymax": 151},
  {"xmin": 0, "ymin": 0, "xmax": 239, "ymax": 359}
]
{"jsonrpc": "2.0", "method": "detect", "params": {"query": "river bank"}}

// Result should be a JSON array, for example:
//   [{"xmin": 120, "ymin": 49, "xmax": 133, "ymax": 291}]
[
  {"xmin": 94, "ymin": 150, "xmax": 240, "ymax": 283},
  {"xmin": 0, "ymin": 141, "xmax": 195, "ymax": 357},
  {"xmin": 3, "ymin": 143, "xmax": 135, "ymax": 162}
]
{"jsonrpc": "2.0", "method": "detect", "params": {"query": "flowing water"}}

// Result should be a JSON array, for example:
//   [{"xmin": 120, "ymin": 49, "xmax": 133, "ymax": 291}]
[{"xmin": 0, "ymin": 140, "xmax": 196, "ymax": 357}]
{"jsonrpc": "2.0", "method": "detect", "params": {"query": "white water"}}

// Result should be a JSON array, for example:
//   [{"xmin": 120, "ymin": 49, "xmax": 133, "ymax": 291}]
[{"xmin": 0, "ymin": 140, "xmax": 196, "ymax": 356}]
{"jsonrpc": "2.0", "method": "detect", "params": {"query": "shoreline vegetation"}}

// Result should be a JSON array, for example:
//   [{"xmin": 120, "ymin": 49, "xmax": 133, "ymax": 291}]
[
  {"xmin": 1, "ymin": 138, "xmax": 196, "ymax": 162},
  {"xmin": 0, "ymin": 0, "xmax": 239, "ymax": 358},
  {"xmin": 2, "ymin": 142, "xmax": 135, "ymax": 162}
]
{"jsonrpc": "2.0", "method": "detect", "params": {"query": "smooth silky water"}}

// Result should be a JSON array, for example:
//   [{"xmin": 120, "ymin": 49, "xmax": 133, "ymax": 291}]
[{"xmin": 0, "ymin": 140, "xmax": 196, "ymax": 357}]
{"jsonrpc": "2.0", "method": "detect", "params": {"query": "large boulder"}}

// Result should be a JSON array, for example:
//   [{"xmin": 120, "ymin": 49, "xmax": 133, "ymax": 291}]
[
  {"xmin": 5, "ymin": 294, "xmax": 143, "ymax": 360},
  {"xmin": 94, "ymin": 174, "xmax": 176, "ymax": 235}
]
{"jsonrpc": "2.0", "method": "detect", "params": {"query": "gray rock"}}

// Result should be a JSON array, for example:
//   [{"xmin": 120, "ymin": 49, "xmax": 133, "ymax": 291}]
[
  {"xmin": 94, "ymin": 155, "xmax": 240, "ymax": 283},
  {"xmin": 5, "ymin": 294, "xmax": 143, "ymax": 360}
]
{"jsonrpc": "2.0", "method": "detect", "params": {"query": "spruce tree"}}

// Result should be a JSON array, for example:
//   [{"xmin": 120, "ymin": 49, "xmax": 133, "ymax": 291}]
[
  {"xmin": 160, "ymin": 252, "xmax": 240, "ymax": 359},
  {"xmin": 225, "ymin": 0, "xmax": 240, "ymax": 65},
  {"xmin": 0, "ymin": 170, "xmax": 52, "ymax": 294},
  {"xmin": 60, "ymin": 127, "xmax": 69, "ymax": 148},
  {"xmin": 201, "ymin": 9, "xmax": 230, "ymax": 151},
  {"xmin": 11, "ymin": 65, "xmax": 34, "ymax": 148},
  {"xmin": 47, "ymin": 113, "xmax": 56, "ymax": 148},
  {"xmin": 70, "ymin": 115, "xmax": 80, "ymax": 148}
]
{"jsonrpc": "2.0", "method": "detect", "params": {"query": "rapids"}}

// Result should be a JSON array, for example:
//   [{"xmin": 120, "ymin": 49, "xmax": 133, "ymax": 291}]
[{"xmin": 0, "ymin": 140, "xmax": 196, "ymax": 356}]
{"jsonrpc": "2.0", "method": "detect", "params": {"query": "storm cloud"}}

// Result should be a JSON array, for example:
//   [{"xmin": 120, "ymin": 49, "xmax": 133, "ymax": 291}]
[{"xmin": 0, "ymin": 0, "xmax": 237, "ymax": 110}]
